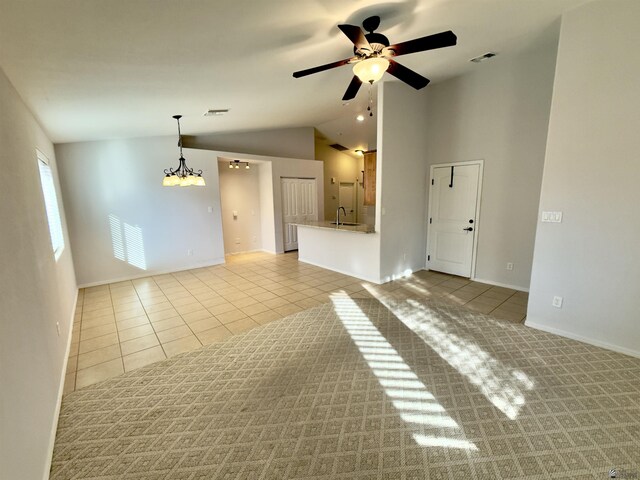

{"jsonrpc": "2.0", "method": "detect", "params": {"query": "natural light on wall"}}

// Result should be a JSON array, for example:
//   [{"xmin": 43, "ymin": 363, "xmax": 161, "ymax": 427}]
[
  {"xmin": 363, "ymin": 283, "xmax": 534, "ymax": 420},
  {"xmin": 330, "ymin": 292, "xmax": 477, "ymax": 451},
  {"xmin": 37, "ymin": 150, "xmax": 65, "ymax": 260},
  {"xmin": 108, "ymin": 214, "xmax": 147, "ymax": 270}
]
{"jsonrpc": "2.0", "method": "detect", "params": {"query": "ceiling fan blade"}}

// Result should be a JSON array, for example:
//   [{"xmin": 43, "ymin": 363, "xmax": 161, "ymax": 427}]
[
  {"xmin": 338, "ymin": 24, "xmax": 373, "ymax": 53},
  {"xmin": 293, "ymin": 58, "xmax": 353, "ymax": 78},
  {"xmin": 342, "ymin": 76, "xmax": 363, "ymax": 101},
  {"xmin": 387, "ymin": 59, "xmax": 430, "ymax": 90},
  {"xmin": 387, "ymin": 30, "xmax": 457, "ymax": 57}
]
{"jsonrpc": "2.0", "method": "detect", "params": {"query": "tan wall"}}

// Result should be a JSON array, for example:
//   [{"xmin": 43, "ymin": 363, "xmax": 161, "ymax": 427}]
[{"xmin": 315, "ymin": 142, "xmax": 361, "ymax": 222}]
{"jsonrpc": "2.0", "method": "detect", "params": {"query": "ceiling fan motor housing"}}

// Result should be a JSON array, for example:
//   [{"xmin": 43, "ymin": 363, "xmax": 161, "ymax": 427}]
[{"xmin": 360, "ymin": 33, "xmax": 389, "ymax": 55}]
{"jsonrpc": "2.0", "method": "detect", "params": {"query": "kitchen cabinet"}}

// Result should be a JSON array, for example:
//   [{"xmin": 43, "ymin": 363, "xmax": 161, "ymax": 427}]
[{"xmin": 363, "ymin": 151, "xmax": 376, "ymax": 206}]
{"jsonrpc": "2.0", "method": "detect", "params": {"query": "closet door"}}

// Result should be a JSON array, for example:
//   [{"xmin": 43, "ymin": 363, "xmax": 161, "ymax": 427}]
[{"xmin": 282, "ymin": 178, "xmax": 317, "ymax": 251}]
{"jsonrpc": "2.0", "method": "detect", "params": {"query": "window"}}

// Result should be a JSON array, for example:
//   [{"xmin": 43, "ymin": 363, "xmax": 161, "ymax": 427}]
[{"xmin": 37, "ymin": 150, "xmax": 65, "ymax": 260}]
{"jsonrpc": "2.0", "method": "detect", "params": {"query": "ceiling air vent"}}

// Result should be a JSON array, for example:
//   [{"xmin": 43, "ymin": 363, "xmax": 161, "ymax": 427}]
[
  {"xmin": 203, "ymin": 109, "xmax": 229, "ymax": 116},
  {"xmin": 329, "ymin": 143, "xmax": 348, "ymax": 151},
  {"xmin": 470, "ymin": 52, "xmax": 497, "ymax": 63}
]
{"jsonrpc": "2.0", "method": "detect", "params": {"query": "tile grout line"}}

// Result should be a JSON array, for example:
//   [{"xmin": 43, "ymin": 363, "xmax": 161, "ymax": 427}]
[
  {"xmin": 108, "ymin": 283, "xmax": 126, "ymax": 377},
  {"xmin": 72, "ymin": 288, "xmax": 85, "ymax": 393},
  {"xmin": 164, "ymin": 271, "xmax": 206, "ymax": 347},
  {"xmin": 131, "ymin": 277, "xmax": 171, "ymax": 362}
]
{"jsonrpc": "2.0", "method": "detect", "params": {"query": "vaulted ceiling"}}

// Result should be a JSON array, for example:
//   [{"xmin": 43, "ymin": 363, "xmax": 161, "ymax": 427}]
[{"xmin": 0, "ymin": 0, "xmax": 587, "ymax": 147}]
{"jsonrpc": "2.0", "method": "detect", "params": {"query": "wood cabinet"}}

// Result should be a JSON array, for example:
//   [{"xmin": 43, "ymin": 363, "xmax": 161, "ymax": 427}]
[{"xmin": 363, "ymin": 151, "xmax": 377, "ymax": 206}]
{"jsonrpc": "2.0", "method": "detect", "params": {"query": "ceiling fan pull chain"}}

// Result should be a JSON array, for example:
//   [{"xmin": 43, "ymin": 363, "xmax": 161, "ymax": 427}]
[{"xmin": 368, "ymin": 84, "xmax": 373, "ymax": 116}]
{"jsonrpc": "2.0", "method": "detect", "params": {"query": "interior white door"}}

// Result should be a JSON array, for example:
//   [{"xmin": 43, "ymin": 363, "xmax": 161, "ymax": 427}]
[
  {"xmin": 282, "ymin": 178, "xmax": 317, "ymax": 251},
  {"xmin": 339, "ymin": 182, "xmax": 356, "ymax": 223},
  {"xmin": 427, "ymin": 163, "xmax": 481, "ymax": 277}
]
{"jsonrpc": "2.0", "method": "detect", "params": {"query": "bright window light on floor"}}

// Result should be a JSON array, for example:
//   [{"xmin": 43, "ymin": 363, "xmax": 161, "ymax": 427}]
[
  {"xmin": 331, "ymin": 291, "xmax": 478, "ymax": 451},
  {"xmin": 37, "ymin": 150, "xmax": 65, "ymax": 260},
  {"xmin": 363, "ymin": 284, "xmax": 534, "ymax": 420}
]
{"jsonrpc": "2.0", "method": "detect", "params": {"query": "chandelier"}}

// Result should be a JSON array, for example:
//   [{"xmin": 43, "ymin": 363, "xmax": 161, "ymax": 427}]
[{"xmin": 162, "ymin": 115, "xmax": 205, "ymax": 187}]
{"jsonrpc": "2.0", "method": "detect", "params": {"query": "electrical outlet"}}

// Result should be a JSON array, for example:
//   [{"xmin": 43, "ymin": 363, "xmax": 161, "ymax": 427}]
[
  {"xmin": 207, "ymin": 206, "xmax": 213, "ymax": 213},
  {"xmin": 552, "ymin": 296, "xmax": 563, "ymax": 308},
  {"xmin": 403, "ymin": 253, "xmax": 407, "ymax": 261},
  {"xmin": 187, "ymin": 249, "xmax": 193, "ymax": 256},
  {"xmin": 506, "ymin": 262, "xmax": 514, "ymax": 271}
]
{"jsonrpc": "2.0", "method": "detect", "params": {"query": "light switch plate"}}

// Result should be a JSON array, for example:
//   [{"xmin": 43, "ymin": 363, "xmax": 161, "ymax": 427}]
[{"xmin": 542, "ymin": 211, "xmax": 563, "ymax": 223}]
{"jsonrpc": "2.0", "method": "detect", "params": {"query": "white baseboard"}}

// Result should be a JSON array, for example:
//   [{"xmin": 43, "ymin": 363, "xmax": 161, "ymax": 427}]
[
  {"xmin": 77, "ymin": 258, "xmax": 226, "ymax": 288},
  {"xmin": 297, "ymin": 257, "xmax": 382, "ymax": 285},
  {"xmin": 225, "ymin": 249, "xmax": 274, "ymax": 256},
  {"xmin": 44, "ymin": 288, "xmax": 78, "ymax": 480},
  {"xmin": 525, "ymin": 320, "xmax": 640, "ymax": 359},
  {"xmin": 471, "ymin": 277, "xmax": 529, "ymax": 292}
]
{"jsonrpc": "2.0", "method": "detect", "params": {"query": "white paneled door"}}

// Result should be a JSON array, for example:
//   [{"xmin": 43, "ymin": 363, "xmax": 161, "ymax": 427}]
[
  {"xmin": 427, "ymin": 162, "xmax": 482, "ymax": 277},
  {"xmin": 282, "ymin": 178, "xmax": 317, "ymax": 251}
]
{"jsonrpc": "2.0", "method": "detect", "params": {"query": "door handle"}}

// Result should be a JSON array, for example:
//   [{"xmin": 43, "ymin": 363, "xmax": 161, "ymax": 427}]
[{"xmin": 463, "ymin": 227, "xmax": 473, "ymax": 232}]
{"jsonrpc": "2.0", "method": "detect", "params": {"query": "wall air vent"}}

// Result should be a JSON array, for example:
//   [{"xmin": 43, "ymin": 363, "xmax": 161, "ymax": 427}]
[
  {"xmin": 203, "ymin": 109, "xmax": 229, "ymax": 116},
  {"xmin": 329, "ymin": 143, "xmax": 348, "ymax": 151}
]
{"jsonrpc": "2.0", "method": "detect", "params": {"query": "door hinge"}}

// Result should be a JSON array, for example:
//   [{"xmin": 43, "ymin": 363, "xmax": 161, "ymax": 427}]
[
  {"xmin": 427, "ymin": 255, "xmax": 430, "ymax": 261},
  {"xmin": 429, "ymin": 217, "xmax": 432, "ymax": 224},
  {"xmin": 431, "ymin": 179, "xmax": 434, "ymax": 185}
]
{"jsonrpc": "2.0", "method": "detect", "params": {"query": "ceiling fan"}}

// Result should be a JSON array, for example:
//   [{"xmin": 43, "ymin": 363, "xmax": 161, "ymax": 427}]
[{"xmin": 293, "ymin": 16, "xmax": 457, "ymax": 101}]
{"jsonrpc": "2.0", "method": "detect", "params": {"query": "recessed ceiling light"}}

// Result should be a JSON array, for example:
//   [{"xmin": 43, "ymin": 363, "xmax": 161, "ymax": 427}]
[
  {"xmin": 470, "ymin": 52, "xmax": 497, "ymax": 63},
  {"xmin": 356, "ymin": 114, "xmax": 365, "ymax": 122},
  {"xmin": 203, "ymin": 109, "xmax": 229, "ymax": 116}
]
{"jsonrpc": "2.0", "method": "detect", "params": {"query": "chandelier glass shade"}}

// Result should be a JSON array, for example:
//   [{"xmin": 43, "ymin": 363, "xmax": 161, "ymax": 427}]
[
  {"xmin": 163, "ymin": 115, "xmax": 205, "ymax": 187},
  {"xmin": 352, "ymin": 57, "xmax": 390, "ymax": 84}
]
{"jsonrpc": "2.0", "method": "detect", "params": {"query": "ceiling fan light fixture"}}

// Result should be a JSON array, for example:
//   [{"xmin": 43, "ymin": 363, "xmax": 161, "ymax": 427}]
[{"xmin": 353, "ymin": 57, "xmax": 390, "ymax": 84}]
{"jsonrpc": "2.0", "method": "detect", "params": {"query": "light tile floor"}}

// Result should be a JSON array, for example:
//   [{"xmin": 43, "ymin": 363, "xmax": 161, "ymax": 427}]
[{"xmin": 65, "ymin": 251, "xmax": 528, "ymax": 393}]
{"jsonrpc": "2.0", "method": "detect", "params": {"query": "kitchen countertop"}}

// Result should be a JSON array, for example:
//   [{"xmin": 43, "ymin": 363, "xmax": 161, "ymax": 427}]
[{"xmin": 294, "ymin": 220, "xmax": 375, "ymax": 234}]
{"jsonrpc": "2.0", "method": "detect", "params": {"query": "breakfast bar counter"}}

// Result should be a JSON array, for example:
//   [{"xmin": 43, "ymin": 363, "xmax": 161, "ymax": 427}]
[
  {"xmin": 294, "ymin": 220, "xmax": 375, "ymax": 234},
  {"xmin": 295, "ymin": 221, "xmax": 381, "ymax": 283}
]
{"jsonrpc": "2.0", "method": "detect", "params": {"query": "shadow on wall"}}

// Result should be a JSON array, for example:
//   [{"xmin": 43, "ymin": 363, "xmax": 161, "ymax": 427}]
[{"xmin": 108, "ymin": 214, "xmax": 147, "ymax": 270}]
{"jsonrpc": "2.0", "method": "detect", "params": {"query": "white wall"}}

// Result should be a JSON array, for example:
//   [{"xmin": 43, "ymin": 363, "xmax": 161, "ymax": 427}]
[
  {"xmin": 206, "ymin": 151, "xmax": 324, "ymax": 255},
  {"xmin": 377, "ymin": 81, "xmax": 431, "ymax": 282},
  {"xmin": 0, "ymin": 68, "xmax": 77, "ymax": 480},
  {"xmin": 526, "ymin": 0, "xmax": 640, "ymax": 357},
  {"xmin": 424, "ymin": 36, "xmax": 559, "ymax": 290},
  {"xmin": 217, "ymin": 161, "xmax": 263, "ymax": 254},
  {"xmin": 185, "ymin": 126, "xmax": 315, "ymax": 160},
  {"xmin": 258, "ymin": 162, "xmax": 276, "ymax": 253},
  {"xmin": 56, "ymin": 140, "xmax": 225, "ymax": 286}
]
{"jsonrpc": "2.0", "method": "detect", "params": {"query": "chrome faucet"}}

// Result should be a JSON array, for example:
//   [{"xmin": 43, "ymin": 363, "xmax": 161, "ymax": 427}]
[{"xmin": 336, "ymin": 206, "xmax": 346, "ymax": 225}]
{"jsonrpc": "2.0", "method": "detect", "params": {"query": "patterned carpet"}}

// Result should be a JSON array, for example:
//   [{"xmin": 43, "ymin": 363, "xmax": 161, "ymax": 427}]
[{"xmin": 51, "ymin": 295, "xmax": 640, "ymax": 479}]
